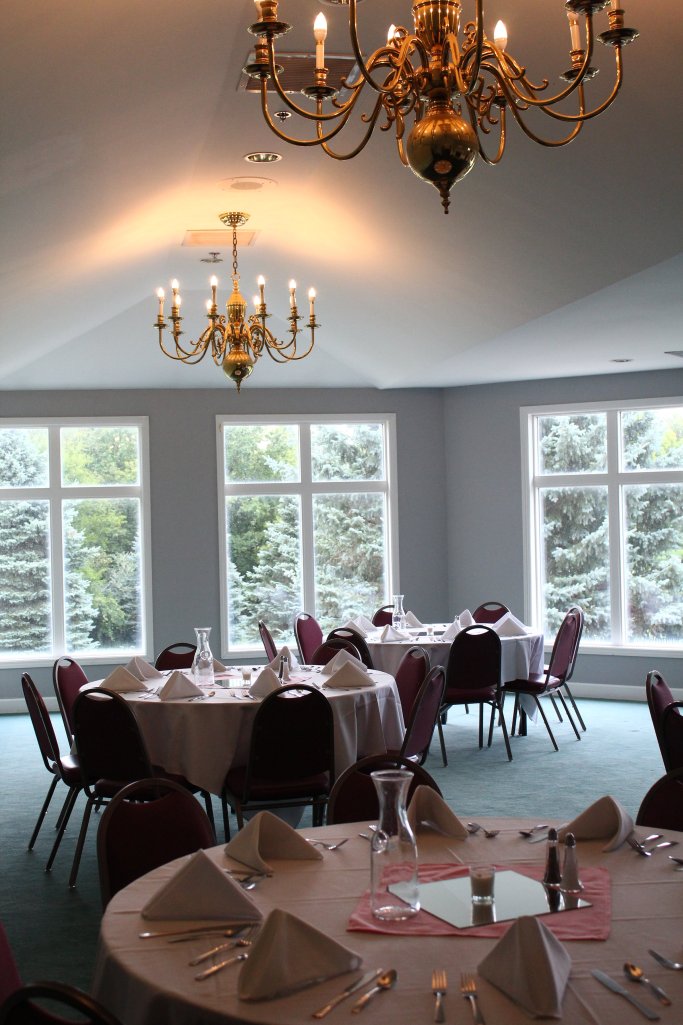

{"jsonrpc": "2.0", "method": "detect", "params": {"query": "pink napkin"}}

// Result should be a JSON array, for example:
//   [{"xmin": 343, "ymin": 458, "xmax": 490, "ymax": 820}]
[{"xmin": 347, "ymin": 863, "xmax": 610, "ymax": 940}]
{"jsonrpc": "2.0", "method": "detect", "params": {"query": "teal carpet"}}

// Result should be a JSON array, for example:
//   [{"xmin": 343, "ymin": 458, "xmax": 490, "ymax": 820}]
[{"xmin": 0, "ymin": 699, "xmax": 663, "ymax": 993}]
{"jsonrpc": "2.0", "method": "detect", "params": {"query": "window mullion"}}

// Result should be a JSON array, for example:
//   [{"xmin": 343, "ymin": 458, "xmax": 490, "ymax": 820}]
[
  {"xmin": 299, "ymin": 424, "xmax": 316, "ymax": 614},
  {"xmin": 49, "ymin": 426, "xmax": 66, "ymax": 653},
  {"xmin": 605, "ymin": 411, "xmax": 624, "ymax": 645}
]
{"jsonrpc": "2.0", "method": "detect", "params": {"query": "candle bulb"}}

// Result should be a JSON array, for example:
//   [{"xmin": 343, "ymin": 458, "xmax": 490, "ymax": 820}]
[
  {"xmin": 567, "ymin": 12, "xmax": 581, "ymax": 50},
  {"xmin": 289, "ymin": 279, "xmax": 297, "ymax": 310},
  {"xmin": 308, "ymin": 287, "xmax": 316, "ymax": 319},
  {"xmin": 258, "ymin": 274, "xmax": 266, "ymax": 305},
  {"xmin": 210, "ymin": 275, "xmax": 218, "ymax": 306},
  {"xmin": 387, "ymin": 24, "xmax": 397, "ymax": 45},
  {"xmin": 171, "ymin": 280, "xmax": 180, "ymax": 313},
  {"xmin": 493, "ymin": 20, "xmax": 507, "ymax": 52},
  {"xmin": 253, "ymin": 0, "xmax": 262, "ymax": 18},
  {"xmin": 252, "ymin": 295, "xmax": 259, "ymax": 309},
  {"xmin": 314, "ymin": 12, "xmax": 327, "ymax": 70},
  {"xmin": 156, "ymin": 288, "xmax": 165, "ymax": 317}
]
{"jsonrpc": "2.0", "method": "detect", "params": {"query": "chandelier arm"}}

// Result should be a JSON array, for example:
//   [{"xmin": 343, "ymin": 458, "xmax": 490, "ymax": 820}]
[
  {"xmin": 534, "ymin": 49, "xmax": 625, "ymax": 124},
  {"xmin": 262, "ymin": 332, "xmax": 316, "ymax": 363},
  {"xmin": 157, "ymin": 325, "xmax": 223, "ymax": 364},
  {"xmin": 498, "ymin": 76, "xmax": 585, "ymax": 147},
  {"xmin": 262, "ymin": 36, "xmax": 360, "ymax": 123},
  {"xmin": 463, "ymin": 0, "xmax": 485, "ymax": 95},
  {"xmin": 466, "ymin": 97, "xmax": 506, "ymax": 166},
  {"xmin": 319, "ymin": 93, "xmax": 386, "ymax": 160},
  {"xmin": 259, "ymin": 79, "xmax": 360, "ymax": 147}
]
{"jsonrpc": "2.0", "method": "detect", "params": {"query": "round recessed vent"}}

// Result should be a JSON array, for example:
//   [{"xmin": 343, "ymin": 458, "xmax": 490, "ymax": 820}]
[
  {"xmin": 244, "ymin": 151, "xmax": 282, "ymax": 164},
  {"xmin": 220, "ymin": 176, "xmax": 278, "ymax": 191},
  {"xmin": 610, "ymin": 358, "xmax": 634, "ymax": 364}
]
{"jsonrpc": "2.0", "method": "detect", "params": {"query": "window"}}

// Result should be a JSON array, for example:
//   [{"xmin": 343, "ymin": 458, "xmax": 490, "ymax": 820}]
[
  {"xmin": 0, "ymin": 419, "xmax": 151, "ymax": 664},
  {"xmin": 217, "ymin": 415, "xmax": 398, "ymax": 654},
  {"xmin": 522, "ymin": 400, "xmax": 683, "ymax": 651}
]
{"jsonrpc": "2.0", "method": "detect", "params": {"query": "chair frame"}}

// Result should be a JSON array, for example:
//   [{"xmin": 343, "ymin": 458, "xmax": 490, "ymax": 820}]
[
  {"xmin": 52, "ymin": 655, "xmax": 88, "ymax": 744},
  {"xmin": 154, "ymin": 642, "xmax": 196, "ymax": 670},
  {"xmin": 371, "ymin": 605, "xmax": 394, "ymax": 627},
  {"xmin": 294, "ymin": 613, "xmax": 323, "ymax": 664},
  {"xmin": 326, "ymin": 628, "xmax": 374, "ymax": 669},
  {"xmin": 258, "ymin": 620, "xmax": 278, "ymax": 662},
  {"xmin": 221, "ymin": 684, "xmax": 334, "ymax": 838},
  {"xmin": 399, "ymin": 665, "xmax": 446, "ymax": 764},
  {"xmin": 646, "ymin": 669, "xmax": 683, "ymax": 772},
  {"xmin": 394, "ymin": 644, "xmax": 430, "ymax": 722},
  {"xmin": 636, "ymin": 766, "xmax": 683, "ymax": 832},
  {"xmin": 326, "ymin": 753, "xmax": 442, "ymax": 825},
  {"xmin": 472, "ymin": 602, "xmax": 510, "ymax": 624},
  {"xmin": 310, "ymin": 637, "xmax": 362, "ymax": 665},
  {"xmin": 0, "ymin": 981, "xmax": 122, "ymax": 1025}
]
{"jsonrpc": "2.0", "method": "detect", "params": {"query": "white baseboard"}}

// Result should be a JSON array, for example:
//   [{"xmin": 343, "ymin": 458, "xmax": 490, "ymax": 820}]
[{"xmin": 1, "ymin": 696, "xmax": 59, "ymax": 715}]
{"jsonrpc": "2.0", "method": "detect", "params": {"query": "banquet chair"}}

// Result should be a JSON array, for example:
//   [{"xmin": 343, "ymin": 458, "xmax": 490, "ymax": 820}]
[
  {"xmin": 294, "ymin": 613, "xmax": 323, "ymax": 664},
  {"xmin": 52, "ymin": 656, "xmax": 88, "ymax": 744},
  {"xmin": 636, "ymin": 768, "xmax": 683, "ymax": 832},
  {"xmin": 326, "ymin": 754, "xmax": 442, "ymax": 825},
  {"xmin": 97, "ymin": 778, "xmax": 216, "ymax": 907},
  {"xmin": 0, "ymin": 982, "xmax": 122, "ymax": 1025},
  {"xmin": 21, "ymin": 674, "xmax": 82, "ymax": 871},
  {"xmin": 258, "ymin": 620, "xmax": 278, "ymax": 662},
  {"xmin": 326, "ymin": 628, "xmax": 374, "ymax": 669},
  {"xmin": 504, "ymin": 607, "xmax": 582, "ymax": 752},
  {"xmin": 371, "ymin": 605, "xmax": 394, "ymax": 627},
  {"xmin": 394, "ymin": 645, "xmax": 430, "ymax": 721},
  {"xmin": 0, "ymin": 923, "xmax": 21, "ymax": 1010},
  {"xmin": 309, "ymin": 637, "xmax": 362, "ymax": 665},
  {"xmin": 544, "ymin": 604, "xmax": 587, "ymax": 731},
  {"xmin": 221, "ymin": 684, "xmax": 334, "ymax": 839},
  {"xmin": 439, "ymin": 625, "xmax": 512, "ymax": 764},
  {"xmin": 646, "ymin": 670, "xmax": 683, "ymax": 772},
  {"xmin": 398, "ymin": 665, "xmax": 446, "ymax": 764},
  {"xmin": 154, "ymin": 642, "xmax": 196, "ymax": 670},
  {"xmin": 472, "ymin": 601, "xmax": 510, "ymax": 624}
]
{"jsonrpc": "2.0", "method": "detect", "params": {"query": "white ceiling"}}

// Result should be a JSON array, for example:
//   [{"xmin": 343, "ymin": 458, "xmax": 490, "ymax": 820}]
[{"xmin": 1, "ymin": 0, "xmax": 681, "ymax": 391}]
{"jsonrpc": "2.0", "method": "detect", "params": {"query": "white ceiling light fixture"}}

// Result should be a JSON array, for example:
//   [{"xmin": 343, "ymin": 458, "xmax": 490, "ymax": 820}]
[
  {"xmin": 155, "ymin": 212, "xmax": 318, "ymax": 392},
  {"xmin": 244, "ymin": 150, "xmax": 282, "ymax": 163},
  {"xmin": 244, "ymin": 1, "xmax": 638, "ymax": 214}
]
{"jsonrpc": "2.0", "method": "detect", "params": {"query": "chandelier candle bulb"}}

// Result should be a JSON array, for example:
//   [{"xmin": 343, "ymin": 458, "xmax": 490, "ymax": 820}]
[
  {"xmin": 258, "ymin": 275, "xmax": 266, "ymax": 305},
  {"xmin": 387, "ymin": 24, "xmax": 397, "ymax": 45},
  {"xmin": 314, "ymin": 13, "xmax": 327, "ymax": 70},
  {"xmin": 308, "ymin": 288, "xmax": 316, "ymax": 320},
  {"xmin": 493, "ymin": 20, "xmax": 507, "ymax": 51},
  {"xmin": 289, "ymin": 280, "xmax": 296, "ymax": 310},
  {"xmin": 567, "ymin": 13, "xmax": 581, "ymax": 51},
  {"xmin": 156, "ymin": 289, "xmax": 164, "ymax": 317}
]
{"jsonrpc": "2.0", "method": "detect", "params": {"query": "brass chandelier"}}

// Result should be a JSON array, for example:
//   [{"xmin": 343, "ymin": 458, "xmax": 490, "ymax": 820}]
[
  {"xmin": 244, "ymin": 1, "xmax": 638, "ymax": 213},
  {"xmin": 155, "ymin": 212, "xmax": 318, "ymax": 391}
]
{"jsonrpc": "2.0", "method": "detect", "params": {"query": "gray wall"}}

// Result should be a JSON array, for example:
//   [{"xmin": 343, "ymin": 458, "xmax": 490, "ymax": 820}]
[
  {"xmin": 0, "ymin": 388, "xmax": 448, "ymax": 700},
  {"xmin": 443, "ymin": 369, "xmax": 683, "ymax": 691},
  {"xmin": 2, "ymin": 369, "xmax": 681, "ymax": 701}
]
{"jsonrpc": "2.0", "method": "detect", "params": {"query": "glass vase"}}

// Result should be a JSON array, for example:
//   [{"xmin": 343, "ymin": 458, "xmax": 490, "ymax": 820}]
[
  {"xmin": 191, "ymin": 627, "xmax": 214, "ymax": 687},
  {"xmin": 370, "ymin": 769, "xmax": 420, "ymax": 920},
  {"xmin": 391, "ymin": 594, "xmax": 406, "ymax": 630}
]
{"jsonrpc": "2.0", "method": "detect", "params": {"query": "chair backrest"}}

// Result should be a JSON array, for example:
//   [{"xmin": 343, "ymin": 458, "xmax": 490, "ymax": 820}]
[
  {"xmin": 371, "ymin": 605, "xmax": 394, "ymax": 627},
  {"xmin": 394, "ymin": 645, "xmax": 430, "ymax": 720},
  {"xmin": 326, "ymin": 754, "xmax": 442, "ymax": 825},
  {"xmin": 0, "ymin": 981, "xmax": 122, "ymax": 1025},
  {"xmin": 564, "ymin": 604, "xmax": 584, "ymax": 681},
  {"xmin": 0, "ymin": 923, "xmax": 21, "ymax": 1010},
  {"xmin": 97, "ymin": 778, "xmax": 216, "ymax": 907},
  {"xmin": 636, "ymin": 768, "xmax": 683, "ymax": 832},
  {"xmin": 400, "ymin": 666, "xmax": 446, "ymax": 763},
  {"xmin": 472, "ymin": 602, "xmax": 510, "ymax": 624},
  {"xmin": 445, "ymin": 625, "xmax": 501, "ymax": 694},
  {"xmin": 72, "ymin": 689, "xmax": 153, "ymax": 793},
  {"xmin": 310, "ymin": 638, "xmax": 362, "ymax": 665},
  {"xmin": 546, "ymin": 607, "xmax": 583, "ymax": 685},
  {"xmin": 21, "ymin": 674, "xmax": 62, "ymax": 774},
  {"xmin": 154, "ymin": 643, "xmax": 196, "ymax": 670},
  {"xmin": 326, "ymin": 628, "xmax": 374, "ymax": 669},
  {"xmin": 294, "ymin": 613, "xmax": 323, "ymax": 663},
  {"xmin": 646, "ymin": 670, "xmax": 683, "ymax": 772},
  {"xmin": 258, "ymin": 620, "xmax": 278, "ymax": 662},
  {"xmin": 246, "ymin": 685, "xmax": 334, "ymax": 785},
  {"xmin": 52, "ymin": 657, "xmax": 88, "ymax": 743}
]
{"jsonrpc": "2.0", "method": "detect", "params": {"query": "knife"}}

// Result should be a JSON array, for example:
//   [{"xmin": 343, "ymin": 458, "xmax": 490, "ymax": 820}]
[
  {"xmin": 311, "ymin": 969, "xmax": 384, "ymax": 1019},
  {"xmin": 591, "ymin": 970, "xmax": 661, "ymax": 1020}
]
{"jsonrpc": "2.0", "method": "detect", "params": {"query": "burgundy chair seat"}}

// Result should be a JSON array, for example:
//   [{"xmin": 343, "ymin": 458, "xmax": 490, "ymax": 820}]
[
  {"xmin": 223, "ymin": 766, "xmax": 330, "ymax": 801},
  {"xmin": 441, "ymin": 685, "xmax": 496, "ymax": 705},
  {"xmin": 505, "ymin": 673, "xmax": 561, "ymax": 695}
]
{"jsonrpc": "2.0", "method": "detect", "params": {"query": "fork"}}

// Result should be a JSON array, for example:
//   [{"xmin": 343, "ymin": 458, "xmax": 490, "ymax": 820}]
[
  {"xmin": 431, "ymin": 969, "xmax": 447, "ymax": 1023},
  {"xmin": 305, "ymin": 837, "xmax": 349, "ymax": 851},
  {"xmin": 627, "ymin": 836, "xmax": 652, "ymax": 856},
  {"xmin": 649, "ymin": 949, "xmax": 683, "ymax": 970},
  {"xmin": 461, "ymin": 973, "xmax": 486, "ymax": 1025}
]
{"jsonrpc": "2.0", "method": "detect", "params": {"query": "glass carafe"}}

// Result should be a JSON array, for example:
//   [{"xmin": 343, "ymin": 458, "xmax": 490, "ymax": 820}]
[
  {"xmin": 191, "ymin": 627, "xmax": 214, "ymax": 687},
  {"xmin": 392, "ymin": 594, "xmax": 406, "ymax": 630},
  {"xmin": 370, "ymin": 769, "xmax": 420, "ymax": 920}
]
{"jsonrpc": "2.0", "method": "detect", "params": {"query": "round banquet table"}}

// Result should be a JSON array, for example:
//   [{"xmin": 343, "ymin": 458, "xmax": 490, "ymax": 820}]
[
  {"xmin": 92, "ymin": 817, "xmax": 683, "ymax": 1025},
  {"xmin": 366, "ymin": 625, "xmax": 545, "ymax": 681},
  {"xmin": 86, "ymin": 669, "xmax": 404, "ymax": 795}
]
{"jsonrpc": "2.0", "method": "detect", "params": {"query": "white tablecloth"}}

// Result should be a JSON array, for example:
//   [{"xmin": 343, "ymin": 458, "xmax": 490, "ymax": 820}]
[
  {"xmin": 87, "ymin": 669, "xmax": 404, "ymax": 794},
  {"xmin": 93, "ymin": 816, "xmax": 683, "ymax": 1025}
]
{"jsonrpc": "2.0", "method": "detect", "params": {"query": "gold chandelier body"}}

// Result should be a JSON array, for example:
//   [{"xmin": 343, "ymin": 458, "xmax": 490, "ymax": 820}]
[
  {"xmin": 245, "ymin": 1, "xmax": 638, "ymax": 213},
  {"xmin": 155, "ymin": 212, "xmax": 318, "ymax": 391}
]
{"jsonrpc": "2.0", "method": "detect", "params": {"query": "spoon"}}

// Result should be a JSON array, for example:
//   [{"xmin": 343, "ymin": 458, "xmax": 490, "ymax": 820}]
[
  {"xmin": 519, "ymin": 823, "xmax": 548, "ymax": 837},
  {"xmin": 668, "ymin": 855, "xmax": 683, "ymax": 865},
  {"xmin": 466, "ymin": 822, "xmax": 482, "ymax": 835},
  {"xmin": 194, "ymin": 951, "xmax": 249, "ymax": 981},
  {"xmin": 649, "ymin": 949, "xmax": 683, "ymax": 971},
  {"xmin": 351, "ymin": 969, "xmax": 397, "ymax": 1012},
  {"xmin": 623, "ymin": 963, "xmax": 672, "ymax": 1005}
]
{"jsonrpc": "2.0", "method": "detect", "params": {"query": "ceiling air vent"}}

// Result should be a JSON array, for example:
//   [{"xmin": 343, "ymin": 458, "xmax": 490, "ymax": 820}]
[
  {"xmin": 182, "ymin": 229, "xmax": 257, "ymax": 248},
  {"xmin": 240, "ymin": 52, "xmax": 359, "ymax": 95}
]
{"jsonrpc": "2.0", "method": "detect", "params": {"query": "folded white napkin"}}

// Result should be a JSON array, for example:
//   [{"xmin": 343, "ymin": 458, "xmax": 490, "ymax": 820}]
[
  {"xmin": 124, "ymin": 657, "xmax": 163, "ymax": 682},
  {"xmin": 380, "ymin": 624, "xmax": 410, "ymax": 641},
  {"xmin": 493, "ymin": 612, "xmax": 530, "ymax": 637},
  {"xmin": 268, "ymin": 645, "xmax": 299, "ymax": 673},
  {"xmin": 249, "ymin": 666, "xmax": 282, "ymax": 698},
  {"xmin": 238, "ymin": 908, "xmax": 362, "ymax": 1001},
  {"xmin": 355, "ymin": 615, "xmax": 377, "ymax": 634},
  {"xmin": 341, "ymin": 619, "xmax": 367, "ymax": 638},
  {"xmin": 322, "ymin": 661, "xmax": 375, "ymax": 690},
  {"xmin": 224, "ymin": 811, "xmax": 322, "ymax": 873},
  {"xmin": 405, "ymin": 611, "xmax": 423, "ymax": 628},
  {"xmin": 407, "ymin": 786, "xmax": 468, "ymax": 838},
  {"xmin": 158, "ymin": 671, "xmax": 202, "ymax": 701},
  {"xmin": 213, "ymin": 657, "xmax": 227, "ymax": 671},
  {"xmin": 141, "ymin": 849, "xmax": 263, "ymax": 922},
  {"xmin": 557, "ymin": 795, "xmax": 634, "ymax": 852},
  {"xmin": 478, "ymin": 915, "xmax": 571, "ymax": 1018},
  {"xmin": 102, "ymin": 666, "xmax": 147, "ymax": 693},
  {"xmin": 440, "ymin": 620, "xmax": 461, "ymax": 642},
  {"xmin": 458, "ymin": 608, "xmax": 475, "ymax": 627},
  {"xmin": 320, "ymin": 648, "xmax": 367, "ymax": 676}
]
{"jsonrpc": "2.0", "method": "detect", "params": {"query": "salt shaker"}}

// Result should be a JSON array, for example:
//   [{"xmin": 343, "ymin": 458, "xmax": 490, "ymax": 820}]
[{"xmin": 560, "ymin": 832, "xmax": 583, "ymax": 894}]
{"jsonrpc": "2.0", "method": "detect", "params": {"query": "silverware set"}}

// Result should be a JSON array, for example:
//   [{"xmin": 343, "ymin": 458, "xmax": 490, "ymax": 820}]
[
  {"xmin": 627, "ymin": 834, "xmax": 678, "ymax": 856},
  {"xmin": 461, "ymin": 972, "xmax": 485, "ymax": 1024},
  {"xmin": 466, "ymin": 822, "xmax": 499, "ymax": 838}
]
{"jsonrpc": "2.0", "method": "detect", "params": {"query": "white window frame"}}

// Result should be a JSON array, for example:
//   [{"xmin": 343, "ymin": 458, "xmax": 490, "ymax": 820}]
[
  {"xmin": 521, "ymin": 396, "xmax": 683, "ymax": 657},
  {"xmin": 216, "ymin": 413, "xmax": 399, "ymax": 658},
  {"xmin": 0, "ymin": 416, "xmax": 153, "ymax": 667}
]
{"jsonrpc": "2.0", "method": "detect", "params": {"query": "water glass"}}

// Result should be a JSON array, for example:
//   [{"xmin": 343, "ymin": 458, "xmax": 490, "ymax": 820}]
[{"xmin": 470, "ymin": 864, "xmax": 495, "ymax": 905}]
